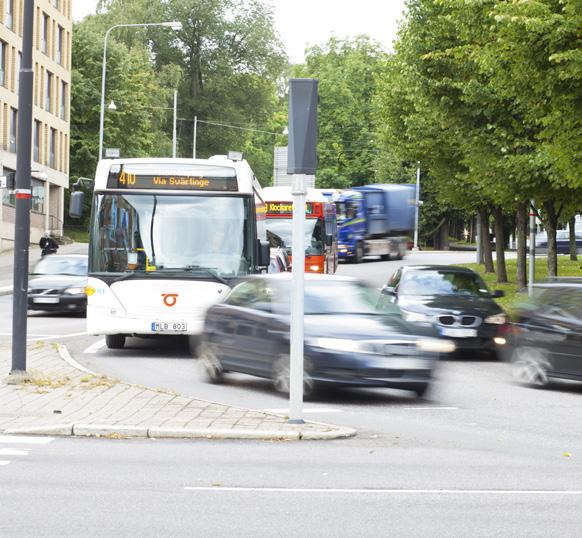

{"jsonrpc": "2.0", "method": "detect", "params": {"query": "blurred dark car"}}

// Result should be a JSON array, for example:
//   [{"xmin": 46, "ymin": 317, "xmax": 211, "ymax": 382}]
[
  {"xmin": 28, "ymin": 254, "xmax": 88, "ymax": 314},
  {"xmin": 199, "ymin": 274, "xmax": 454, "ymax": 398},
  {"xmin": 381, "ymin": 265, "xmax": 508, "ymax": 357},
  {"xmin": 509, "ymin": 279, "xmax": 582, "ymax": 388},
  {"xmin": 535, "ymin": 230, "xmax": 582, "ymax": 255}
]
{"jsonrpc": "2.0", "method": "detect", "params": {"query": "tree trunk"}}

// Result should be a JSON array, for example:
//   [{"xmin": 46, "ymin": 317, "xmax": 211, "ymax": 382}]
[
  {"xmin": 542, "ymin": 201, "xmax": 559, "ymax": 277},
  {"xmin": 569, "ymin": 216, "xmax": 578, "ymax": 261},
  {"xmin": 493, "ymin": 206, "xmax": 508, "ymax": 283},
  {"xmin": 516, "ymin": 202, "xmax": 527, "ymax": 291},
  {"xmin": 438, "ymin": 220, "xmax": 450, "ymax": 251},
  {"xmin": 479, "ymin": 207, "xmax": 494, "ymax": 273}
]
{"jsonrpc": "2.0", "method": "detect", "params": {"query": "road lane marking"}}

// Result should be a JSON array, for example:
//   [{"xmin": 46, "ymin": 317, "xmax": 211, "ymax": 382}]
[
  {"xmin": 0, "ymin": 436, "xmax": 54, "ymax": 445},
  {"xmin": 82, "ymin": 339, "xmax": 107, "ymax": 354},
  {"xmin": 0, "ymin": 461, "xmax": 10, "ymax": 466},
  {"xmin": 184, "ymin": 486, "xmax": 582, "ymax": 496},
  {"xmin": 263, "ymin": 408, "xmax": 342, "ymax": 414},
  {"xmin": 0, "ymin": 449, "xmax": 29, "ymax": 456},
  {"xmin": 402, "ymin": 406, "xmax": 459, "ymax": 410},
  {"xmin": 57, "ymin": 345, "xmax": 98, "ymax": 376},
  {"xmin": 27, "ymin": 332, "xmax": 88, "ymax": 342}
]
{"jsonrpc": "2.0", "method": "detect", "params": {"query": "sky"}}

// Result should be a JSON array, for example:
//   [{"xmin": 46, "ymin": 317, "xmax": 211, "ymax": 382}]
[{"xmin": 72, "ymin": 0, "xmax": 407, "ymax": 62}]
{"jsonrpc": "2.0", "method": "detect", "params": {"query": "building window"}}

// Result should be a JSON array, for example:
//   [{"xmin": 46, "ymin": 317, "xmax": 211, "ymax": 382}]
[
  {"xmin": 34, "ymin": 121, "xmax": 41, "ymax": 162},
  {"xmin": 10, "ymin": 108, "xmax": 18, "ymax": 153},
  {"xmin": 45, "ymin": 71, "xmax": 53, "ymax": 112},
  {"xmin": 2, "ymin": 170, "xmax": 16, "ymax": 206},
  {"xmin": 60, "ymin": 81, "xmax": 67, "ymax": 120},
  {"xmin": 31, "ymin": 179, "xmax": 45, "ymax": 214},
  {"xmin": 5, "ymin": 0, "xmax": 14, "ymax": 30},
  {"xmin": 49, "ymin": 128, "xmax": 57, "ymax": 168},
  {"xmin": 56, "ymin": 25, "xmax": 64, "ymax": 65},
  {"xmin": 0, "ymin": 40, "xmax": 6, "ymax": 87},
  {"xmin": 41, "ymin": 13, "xmax": 49, "ymax": 54},
  {"xmin": 52, "ymin": 0, "xmax": 60, "ymax": 9}
]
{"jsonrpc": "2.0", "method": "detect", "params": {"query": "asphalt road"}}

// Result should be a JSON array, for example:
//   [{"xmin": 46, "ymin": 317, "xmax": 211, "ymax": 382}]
[{"xmin": 3, "ymin": 249, "xmax": 581, "ymax": 536}]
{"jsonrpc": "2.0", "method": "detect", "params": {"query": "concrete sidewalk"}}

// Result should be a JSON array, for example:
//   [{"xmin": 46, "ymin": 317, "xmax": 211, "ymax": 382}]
[
  {"xmin": 0, "ymin": 242, "xmax": 88, "ymax": 295},
  {"xmin": 0, "ymin": 343, "xmax": 355, "ymax": 441}
]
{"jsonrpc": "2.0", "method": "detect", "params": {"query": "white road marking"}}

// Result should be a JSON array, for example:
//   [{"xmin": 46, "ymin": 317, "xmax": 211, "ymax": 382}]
[
  {"xmin": 57, "ymin": 345, "xmax": 98, "ymax": 376},
  {"xmin": 263, "ymin": 408, "xmax": 342, "ymax": 414},
  {"xmin": 402, "ymin": 406, "xmax": 459, "ymax": 410},
  {"xmin": 0, "ymin": 333, "xmax": 52, "ymax": 337},
  {"xmin": 27, "ymin": 332, "xmax": 88, "ymax": 342},
  {"xmin": 184, "ymin": 486, "xmax": 582, "ymax": 496},
  {"xmin": 0, "ymin": 461, "xmax": 10, "ymax": 466},
  {"xmin": 0, "ymin": 448, "xmax": 29, "ymax": 456},
  {"xmin": 82, "ymin": 339, "xmax": 107, "ymax": 355},
  {"xmin": 0, "ymin": 436, "xmax": 54, "ymax": 445}
]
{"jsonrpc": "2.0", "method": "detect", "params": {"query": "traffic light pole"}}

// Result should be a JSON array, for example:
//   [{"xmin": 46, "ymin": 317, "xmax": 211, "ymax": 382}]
[{"xmin": 11, "ymin": 0, "xmax": 35, "ymax": 374}]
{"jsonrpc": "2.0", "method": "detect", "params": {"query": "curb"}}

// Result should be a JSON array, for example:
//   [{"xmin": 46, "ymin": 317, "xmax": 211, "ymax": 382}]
[{"xmin": 2, "ymin": 423, "xmax": 357, "ymax": 441}]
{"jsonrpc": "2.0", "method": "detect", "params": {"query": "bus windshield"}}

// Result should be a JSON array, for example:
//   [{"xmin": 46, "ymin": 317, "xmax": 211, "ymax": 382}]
[
  {"xmin": 266, "ymin": 218, "xmax": 324, "ymax": 255},
  {"xmin": 90, "ymin": 194, "xmax": 254, "ymax": 277}
]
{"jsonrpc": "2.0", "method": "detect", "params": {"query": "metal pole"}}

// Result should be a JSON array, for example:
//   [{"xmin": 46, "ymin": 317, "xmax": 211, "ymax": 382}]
[
  {"xmin": 528, "ymin": 200, "xmax": 536, "ymax": 296},
  {"xmin": 192, "ymin": 116, "xmax": 197, "ymax": 159},
  {"xmin": 11, "ymin": 0, "xmax": 35, "ymax": 374},
  {"xmin": 172, "ymin": 90, "xmax": 178, "ymax": 158},
  {"xmin": 289, "ymin": 173, "xmax": 307, "ymax": 424},
  {"xmin": 413, "ymin": 163, "xmax": 421, "ymax": 251}
]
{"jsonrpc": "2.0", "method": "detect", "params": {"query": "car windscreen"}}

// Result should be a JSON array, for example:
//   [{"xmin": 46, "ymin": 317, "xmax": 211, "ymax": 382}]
[
  {"xmin": 32, "ymin": 257, "xmax": 88, "ymax": 276},
  {"xmin": 399, "ymin": 270, "xmax": 490, "ymax": 296}
]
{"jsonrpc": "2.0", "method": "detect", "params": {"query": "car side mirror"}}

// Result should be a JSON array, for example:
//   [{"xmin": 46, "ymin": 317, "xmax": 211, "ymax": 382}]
[
  {"xmin": 492, "ymin": 290, "xmax": 505, "ymax": 298},
  {"xmin": 382, "ymin": 285, "xmax": 396, "ymax": 295},
  {"xmin": 69, "ymin": 191, "xmax": 85, "ymax": 219},
  {"xmin": 257, "ymin": 240, "xmax": 270, "ymax": 269}
]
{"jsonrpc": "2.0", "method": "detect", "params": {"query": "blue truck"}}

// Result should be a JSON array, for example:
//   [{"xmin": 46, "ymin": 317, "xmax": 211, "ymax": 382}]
[{"xmin": 334, "ymin": 184, "xmax": 416, "ymax": 263}]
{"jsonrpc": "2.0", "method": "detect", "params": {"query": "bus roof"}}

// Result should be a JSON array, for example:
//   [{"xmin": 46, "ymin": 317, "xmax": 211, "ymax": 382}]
[{"xmin": 93, "ymin": 156, "xmax": 259, "ymax": 194}]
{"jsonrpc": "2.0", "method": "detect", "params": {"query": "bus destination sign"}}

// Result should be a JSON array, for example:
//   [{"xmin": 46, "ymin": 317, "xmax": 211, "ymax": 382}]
[
  {"xmin": 107, "ymin": 166, "xmax": 238, "ymax": 192},
  {"xmin": 267, "ymin": 202, "xmax": 314, "ymax": 215}
]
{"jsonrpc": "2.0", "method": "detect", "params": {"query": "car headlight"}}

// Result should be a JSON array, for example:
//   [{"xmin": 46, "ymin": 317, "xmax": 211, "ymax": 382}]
[
  {"xmin": 416, "ymin": 337, "xmax": 456, "ymax": 354},
  {"xmin": 310, "ymin": 338, "xmax": 362, "ymax": 353},
  {"xmin": 402, "ymin": 310, "xmax": 432, "ymax": 324},
  {"xmin": 64, "ymin": 287, "xmax": 85, "ymax": 295},
  {"xmin": 484, "ymin": 313, "xmax": 507, "ymax": 325}
]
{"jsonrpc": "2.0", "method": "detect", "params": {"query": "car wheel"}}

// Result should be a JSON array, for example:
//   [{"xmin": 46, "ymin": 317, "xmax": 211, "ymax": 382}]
[
  {"xmin": 199, "ymin": 341, "xmax": 224, "ymax": 384},
  {"xmin": 511, "ymin": 346, "xmax": 550, "ymax": 388},
  {"xmin": 105, "ymin": 334, "xmax": 125, "ymax": 349},
  {"xmin": 380, "ymin": 253, "xmax": 391, "ymax": 261},
  {"xmin": 272, "ymin": 354, "xmax": 314, "ymax": 398}
]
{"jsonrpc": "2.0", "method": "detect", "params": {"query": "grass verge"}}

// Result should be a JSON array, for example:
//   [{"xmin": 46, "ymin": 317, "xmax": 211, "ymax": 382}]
[{"xmin": 456, "ymin": 256, "xmax": 582, "ymax": 313}]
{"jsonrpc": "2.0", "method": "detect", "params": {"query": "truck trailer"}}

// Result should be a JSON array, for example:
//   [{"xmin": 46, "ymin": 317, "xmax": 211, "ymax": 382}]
[{"xmin": 335, "ymin": 184, "xmax": 416, "ymax": 263}]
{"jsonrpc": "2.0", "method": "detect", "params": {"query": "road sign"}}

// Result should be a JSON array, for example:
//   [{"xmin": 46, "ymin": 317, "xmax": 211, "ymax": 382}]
[{"xmin": 105, "ymin": 148, "xmax": 120, "ymax": 158}]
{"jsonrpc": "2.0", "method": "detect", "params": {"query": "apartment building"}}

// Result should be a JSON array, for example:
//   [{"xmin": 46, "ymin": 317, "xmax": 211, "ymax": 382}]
[{"xmin": 0, "ymin": 0, "xmax": 72, "ymax": 251}]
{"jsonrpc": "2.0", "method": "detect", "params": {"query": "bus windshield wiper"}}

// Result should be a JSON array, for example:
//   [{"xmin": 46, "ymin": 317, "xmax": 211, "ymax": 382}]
[{"xmin": 183, "ymin": 266, "xmax": 229, "ymax": 285}]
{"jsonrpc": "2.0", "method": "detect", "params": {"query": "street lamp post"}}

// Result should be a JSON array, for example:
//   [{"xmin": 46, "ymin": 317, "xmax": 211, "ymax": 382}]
[
  {"xmin": 98, "ymin": 21, "xmax": 182, "ymax": 160},
  {"xmin": 413, "ymin": 163, "xmax": 421, "ymax": 251}
]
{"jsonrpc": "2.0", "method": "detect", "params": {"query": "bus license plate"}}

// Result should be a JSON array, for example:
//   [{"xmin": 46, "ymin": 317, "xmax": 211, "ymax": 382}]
[{"xmin": 151, "ymin": 322, "xmax": 187, "ymax": 333}]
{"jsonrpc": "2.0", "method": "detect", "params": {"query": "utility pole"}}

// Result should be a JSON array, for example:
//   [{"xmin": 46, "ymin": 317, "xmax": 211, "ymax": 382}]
[
  {"xmin": 192, "ymin": 116, "xmax": 198, "ymax": 159},
  {"xmin": 10, "ymin": 0, "xmax": 35, "ymax": 375},
  {"xmin": 172, "ymin": 90, "xmax": 178, "ymax": 158},
  {"xmin": 413, "ymin": 163, "xmax": 421, "ymax": 251}
]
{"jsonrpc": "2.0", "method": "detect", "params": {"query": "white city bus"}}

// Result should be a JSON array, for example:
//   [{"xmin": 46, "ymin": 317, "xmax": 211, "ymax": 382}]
[{"xmin": 85, "ymin": 155, "xmax": 269, "ymax": 351}]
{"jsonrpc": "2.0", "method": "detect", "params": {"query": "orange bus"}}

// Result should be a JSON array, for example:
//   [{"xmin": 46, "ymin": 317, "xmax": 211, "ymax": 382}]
[{"xmin": 262, "ymin": 187, "xmax": 338, "ymax": 274}]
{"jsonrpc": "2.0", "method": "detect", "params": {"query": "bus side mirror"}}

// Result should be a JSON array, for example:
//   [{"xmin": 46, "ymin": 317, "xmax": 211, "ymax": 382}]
[
  {"xmin": 258, "ymin": 240, "xmax": 270, "ymax": 269},
  {"xmin": 69, "ymin": 191, "xmax": 85, "ymax": 219},
  {"xmin": 325, "ymin": 233, "xmax": 333, "ymax": 247}
]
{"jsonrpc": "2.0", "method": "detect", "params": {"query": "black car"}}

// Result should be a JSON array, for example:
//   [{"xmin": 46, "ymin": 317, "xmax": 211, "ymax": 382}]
[
  {"xmin": 509, "ymin": 279, "xmax": 582, "ymax": 388},
  {"xmin": 199, "ymin": 274, "xmax": 455, "ymax": 398},
  {"xmin": 28, "ymin": 254, "xmax": 88, "ymax": 314},
  {"xmin": 381, "ymin": 265, "xmax": 508, "ymax": 356}
]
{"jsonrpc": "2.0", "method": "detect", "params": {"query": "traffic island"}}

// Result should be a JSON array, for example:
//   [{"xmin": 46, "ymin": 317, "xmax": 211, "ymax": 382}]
[{"xmin": 0, "ymin": 343, "xmax": 355, "ymax": 441}]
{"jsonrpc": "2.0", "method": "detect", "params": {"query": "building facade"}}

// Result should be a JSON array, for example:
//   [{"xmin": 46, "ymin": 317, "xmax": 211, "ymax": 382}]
[{"xmin": 0, "ymin": 0, "xmax": 72, "ymax": 251}]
